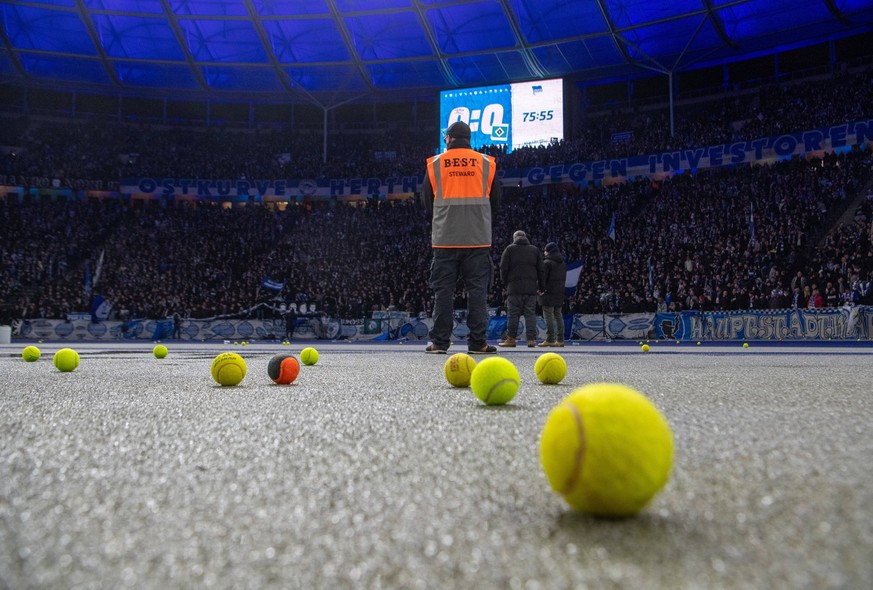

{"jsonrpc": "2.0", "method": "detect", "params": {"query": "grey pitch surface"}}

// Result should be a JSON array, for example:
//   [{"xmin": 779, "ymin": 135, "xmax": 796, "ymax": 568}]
[{"xmin": 1, "ymin": 341, "xmax": 872, "ymax": 589}]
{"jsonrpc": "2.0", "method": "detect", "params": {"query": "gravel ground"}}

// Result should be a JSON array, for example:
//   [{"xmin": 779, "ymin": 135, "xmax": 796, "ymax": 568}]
[{"xmin": 1, "ymin": 340, "xmax": 872, "ymax": 590}]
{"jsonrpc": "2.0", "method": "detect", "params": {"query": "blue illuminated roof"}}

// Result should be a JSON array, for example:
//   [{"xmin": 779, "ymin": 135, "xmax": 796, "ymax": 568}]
[{"xmin": 1, "ymin": 0, "xmax": 871, "ymax": 105}]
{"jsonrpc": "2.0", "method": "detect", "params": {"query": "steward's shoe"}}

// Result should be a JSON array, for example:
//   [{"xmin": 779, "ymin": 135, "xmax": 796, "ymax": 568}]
[
  {"xmin": 527, "ymin": 340, "xmax": 537, "ymax": 347},
  {"xmin": 469, "ymin": 344, "xmax": 497, "ymax": 355},
  {"xmin": 425, "ymin": 343, "xmax": 449, "ymax": 354},
  {"xmin": 537, "ymin": 341, "xmax": 555, "ymax": 347}
]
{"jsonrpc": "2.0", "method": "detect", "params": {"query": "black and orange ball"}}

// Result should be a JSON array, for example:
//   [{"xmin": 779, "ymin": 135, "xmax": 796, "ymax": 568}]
[{"xmin": 268, "ymin": 353, "xmax": 300, "ymax": 385}]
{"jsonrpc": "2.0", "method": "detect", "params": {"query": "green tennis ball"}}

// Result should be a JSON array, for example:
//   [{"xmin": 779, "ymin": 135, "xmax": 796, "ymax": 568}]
[
  {"xmin": 743, "ymin": 342, "xmax": 749, "ymax": 348},
  {"xmin": 641, "ymin": 344, "xmax": 650, "ymax": 352},
  {"xmin": 470, "ymin": 356, "xmax": 520, "ymax": 405},
  {"xmin": 153, "ymin": 344, "xmax": 168, "ymax": 359},
  {"xmin": 444, "ymin": 353, "xmax": 476, "ymax": 387},
  {"xmin": 535, "ymin": 352, "xmax": 567, "ymax": 384},
  {"xmin": 22, "ymin": 345, "xmax": 41, "ymax": 362},
  {"xmin": 540, "ymin": 382, "xmax": 674, "ymax": 517},
  {"xmin": 300, "ymin": 347, "xmax": 319, "ymax": 366},
  {"xmin": 53, "ymin": 348, "xmax": 80, "ymax": 372},
  {"xmin": 211, "ymin": 352, "xmax": 246, "ymax": 386}
]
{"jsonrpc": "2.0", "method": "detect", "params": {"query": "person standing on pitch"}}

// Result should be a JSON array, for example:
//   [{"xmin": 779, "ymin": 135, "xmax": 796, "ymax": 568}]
[
  {"xmin": 538, "ymin": 242, "xmax": 567, "ymax": 347},
  {"xmin": 422, "ymin": 121, "xmax": 501, "ymax": 354},
  {"xmin": 498, "ymin": 230, "xmax": 544, "ymax": 348}
]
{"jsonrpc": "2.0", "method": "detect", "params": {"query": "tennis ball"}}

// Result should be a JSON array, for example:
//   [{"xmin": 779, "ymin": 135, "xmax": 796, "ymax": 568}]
[
  {"xmin": 535, "ymin": 352, "xmax": 567, "ymax": 384},
  {"xmin": 53, "ymin": 348, "xmax": 80, "ymax": 372},
  {"xmin": 470, "ymin": 356, "xmax": 520, "ymax": 405},
  {"xmin": 540, "ymin": 383, "xmax": 674, "ymax": 517},
  {"xmin": 743, "ymin": 342, "xmax": 749, "ymax": 348},
  {"xmin": 300, "ymin": 347, "xmax": 319, "ymax": 366},
  {"xmin": 211, "ymin": 352, "xmax": 247, "ymax": 386},
  {"xmin": 153, "ymin": 344, "xmax": 168, "ymax": 359},
  {"xmin": 641, "ymin": 344, "xmax": 650, "ymax": 352},
  {"xmin": 444, "ymin": 353, "xmax": 476, "ymax": 387},
  {"xmin": 22, "ymin": 345, "xmax": 41, "ymax": 362},
  {"xmin": 268, "ymin": 353, "xmax": 300, "ymax": 385}
]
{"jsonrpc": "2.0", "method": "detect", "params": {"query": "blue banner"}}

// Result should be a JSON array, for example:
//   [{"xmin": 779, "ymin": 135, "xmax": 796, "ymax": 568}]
[
  {"xmin": 656, "ymin": 307, "xmax": 869, "ymax": 341},
  {"xmin": 118, "ymin": 119, "xmax": 873, "ymax": 198}
]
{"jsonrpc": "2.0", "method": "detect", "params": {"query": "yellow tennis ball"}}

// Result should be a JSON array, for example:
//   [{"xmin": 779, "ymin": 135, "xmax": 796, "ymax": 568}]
[
  {"xmin": 211, "ymin": 352, "xmax": 247, "ymax": 386},
  {"xmin": 444, "ymin": 353, "xmax": 476, "ymax": 387},
  {"xmin": 300, "ymin": 347, "xmax": 319, "ymax": 366},
  {"xmin": 641, "ymin": 344, "xmax": 650, "ymax": 352},
  {"xmin": 153, "ymin": 344, "xmax": 168, "ymax": 359},
  {"xmin": 743, "ymin": 342, "xmax": 749, "ymax": 348},
  {"xmin": 540, "ymin": 383, "xmax": 674, "ymax": 517},
  {"xmin": 22, "ymin": 345, "xmax": 41, "ymax": 362},
  {"xmin": 53, "ymin": 348, "xmax": 80, "ymax": 372},
  {"xmin": 535, "ymin": 352, "xmax": 567, "ymax": 384},
  {"xmin": 470, "ymin": 356, "xmax": 520, "ymax": 405}
]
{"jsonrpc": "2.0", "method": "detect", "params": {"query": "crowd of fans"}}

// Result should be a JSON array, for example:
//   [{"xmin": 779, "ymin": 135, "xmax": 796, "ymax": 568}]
[
  {"xmin": 1, "ymin": 148, "xmax": 870, "ymax": 325},
  {"xmin": 1, "ymin": 66, "xmax": 873, "ymax": 327},
  {"xmin": 2, "ymin": 68, "xmax": 871, "ymax": 186}
]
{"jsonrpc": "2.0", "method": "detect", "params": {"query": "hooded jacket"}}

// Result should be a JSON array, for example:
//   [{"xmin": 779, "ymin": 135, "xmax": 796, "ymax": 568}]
[
  {"xmin": 499, "ymin": 233, "xmax": 544, "ymax": 296},
  {"xmin": 539, "ymin": 249, "xmax": 567, "ymax": 307}
]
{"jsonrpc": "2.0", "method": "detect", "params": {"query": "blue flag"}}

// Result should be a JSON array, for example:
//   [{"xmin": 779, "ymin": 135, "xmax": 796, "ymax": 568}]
[
  {"xmin": 261, "ymin": 277, "xmax": 285, "ymax": 291},
  {"xmin": 565, "ymin": 261, "xmax": 584, "ymax": 296},
  {"xmin": 607, "ymin": 213, "xmax": 616, "ymax": 242}
]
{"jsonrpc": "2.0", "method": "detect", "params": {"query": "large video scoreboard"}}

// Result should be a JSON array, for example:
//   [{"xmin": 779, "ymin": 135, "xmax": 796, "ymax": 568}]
[{"xmin": 439, "ymin": 78, "xmax": 564, "ymax": 153}]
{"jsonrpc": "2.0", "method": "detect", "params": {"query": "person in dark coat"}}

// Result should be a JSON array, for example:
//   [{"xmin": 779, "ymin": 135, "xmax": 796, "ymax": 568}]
[
  {"xmin": 538, "ymin": 242, "xmax": 568, "ymax": 346},
  {"xmin": 498, "ymin": 230, "xmax": 545, "ymax": 347}
]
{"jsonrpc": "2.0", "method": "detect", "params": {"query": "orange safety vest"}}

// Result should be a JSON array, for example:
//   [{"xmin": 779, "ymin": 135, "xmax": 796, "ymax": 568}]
[{"xmin": 427, "ymin": 148, "xmax": 496, "ymax": 248}]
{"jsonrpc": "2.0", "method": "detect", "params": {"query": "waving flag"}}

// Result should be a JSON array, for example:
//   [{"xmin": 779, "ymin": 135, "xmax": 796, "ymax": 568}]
[
  {"xmin": 607, "ymin": 213, "xmax": 616, "ymax": 241},
  {"xmin": 565, "ymin": 261, "xmax": 584, "ymax": 296},
  {"xmin": 261, "ymin": 277, "xmax": 285, "ymax": 291}
]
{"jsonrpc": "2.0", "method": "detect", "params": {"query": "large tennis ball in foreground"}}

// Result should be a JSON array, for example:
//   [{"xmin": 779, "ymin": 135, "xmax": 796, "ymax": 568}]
[
  {"xmin": 444, "ymin": 352, "xmax": 476, "ymax": 387},
  {"xmin": 300, "ymin": 347, "xmax": 319, "ymax": 366},
  {"xmin": 53, "ymin": 348, "xmax": 80, "ymax": 372},
  {"xmin": 535, "ymin": 352, "xmax": 567, "ymax": 384},
  {"xmin": 22, "ymin": 345, "xmax": 41, "ymax": 362},
  {"xmin": 211, "ymin": 352, "xmax": 247, "ymax": 386},
  {"xmin": 153, "ymin": 344, "xmax": 168, "ymax": 359},
  {"xmin": 540, "ymin": 383, "xmax": 674, "ymax": 517},
  {"xmin": 470, "ymin": 356, "xmax": 520, "ymax": 405},
  {"xmin": 268, "ymin": 353, "xmax": 300, "ymax": 385}
]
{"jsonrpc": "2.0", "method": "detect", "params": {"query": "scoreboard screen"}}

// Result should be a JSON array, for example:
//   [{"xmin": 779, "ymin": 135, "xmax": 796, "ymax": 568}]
[{"xmin": 439, "ymin": 78, "xmax": 564, "ymax": 153}]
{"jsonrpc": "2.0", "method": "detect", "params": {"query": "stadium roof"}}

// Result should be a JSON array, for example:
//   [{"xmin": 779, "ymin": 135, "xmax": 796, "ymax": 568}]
[{"xmin": 1, "ymin": 0, "xmax": 872, "ymax": 107}]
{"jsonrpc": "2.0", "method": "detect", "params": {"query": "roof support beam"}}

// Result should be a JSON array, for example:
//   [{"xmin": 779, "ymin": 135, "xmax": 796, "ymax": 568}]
[
  {"xmin": 671, "ymin": 14, "xmax": 709, "ymax": 71},
  {"xmin": 494, "ymin": 0, "xmax": 548, "ymax": 79},
  {"xmin": 0, "ymin": 21, "xmax": 27, "ymax": 79},
  {"xmin": 702, "ymin": 0, "xmax": 738, "ymax": 50},
  {"xmin": 73, "ymin": 0, "xmax": 122, "ymax": 87},
  {"xmin": 243, "ymin": 0, "xmax": 325, "ymax": 108},
  {"xmin": 593, "ymin": 0, "xmax": 633, "ymax": 66},
  {"xmin": 411, "ymin": 0, "xmax": 462, "ymax": 87},
  {"xmin": 159, "ymin": 0, "xmax": 208, "ymax": 91},
  {"xmin": 821, "ymin": 0, "xmax": 851, "ymax": 25},
  {"xmin": 325, "ymin": 0, "xmax": 377, "ymax": 94}
]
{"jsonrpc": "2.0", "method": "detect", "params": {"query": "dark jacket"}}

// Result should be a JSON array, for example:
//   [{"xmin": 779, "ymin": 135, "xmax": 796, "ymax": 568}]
[
  {"xmin": 500, "ymin": 235, "xmax": 544, "ymax": 295},
  {"xmin": 539, "ymin": 250, "xmax": 567, "ymax": 308}
]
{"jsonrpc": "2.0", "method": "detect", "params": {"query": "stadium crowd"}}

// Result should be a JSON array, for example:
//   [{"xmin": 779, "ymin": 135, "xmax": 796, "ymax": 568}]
[
  {"xmin": 1, "ymin": 69, "xmax": 871, "ymax": 185},
  {"xmin": 2, "ymin": 148, "xmax": 870, "ymax": 325},
  {"xmin": 1, "ymin": 67, "xmax": 872, "ymax": 327}
]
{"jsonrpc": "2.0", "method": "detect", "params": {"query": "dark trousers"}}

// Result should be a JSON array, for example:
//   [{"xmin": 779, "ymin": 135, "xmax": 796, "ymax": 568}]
[
  {"xmin": 542, "ymin": 305, "xmax": 564, "ymax": 342},
  {"xmin": 506, "ymin": 293, "xmax": 538, "ymax": 340},
  {"xmin": 429, "ymin": 248, "xmax": 492, "ymax": 348}
]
